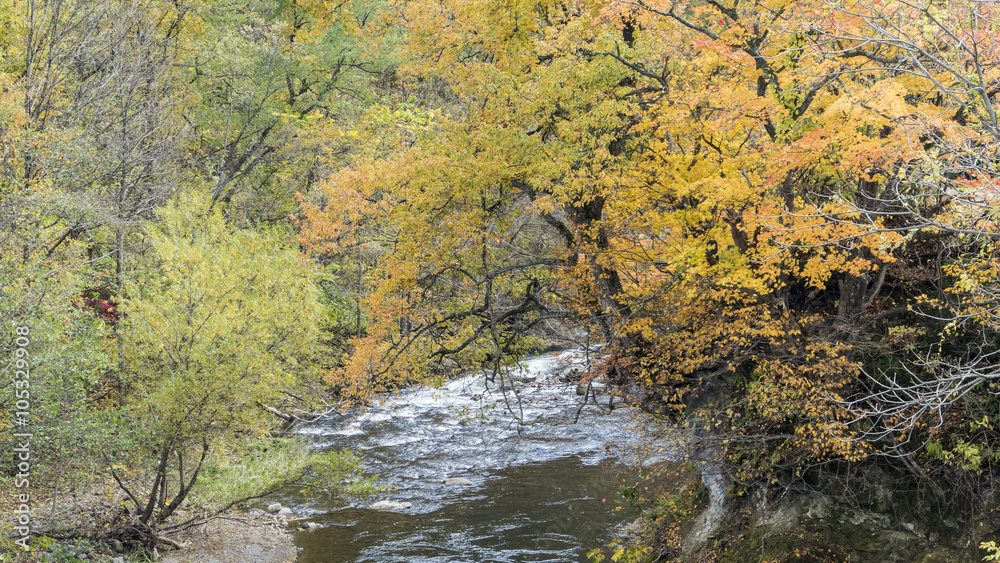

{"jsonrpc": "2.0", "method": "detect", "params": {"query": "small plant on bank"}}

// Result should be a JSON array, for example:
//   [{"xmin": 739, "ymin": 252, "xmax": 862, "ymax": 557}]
[
  {"xmin": 982, "ymin": 540, "xmax": 1000, "ymax": 561},
  {"xmin": 586, "ymin": 540, "xmax": 652, "ymax": 563}
]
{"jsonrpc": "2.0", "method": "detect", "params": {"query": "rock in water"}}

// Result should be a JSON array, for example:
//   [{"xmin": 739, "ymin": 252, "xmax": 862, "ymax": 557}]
[
  {"xmin": 442, "ymin": 477, "xmax": 473, "ymax": 486},
  {"xmin": 369, "ymin": 500, "xmax": 412, "ymax": 511},
  {"xmin": 266, "ymin": 502, "xmax": 282, "ymax": 514}
]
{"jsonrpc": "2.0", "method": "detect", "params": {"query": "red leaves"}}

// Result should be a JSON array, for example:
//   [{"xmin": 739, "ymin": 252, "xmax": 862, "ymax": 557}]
[{"xmin": 74, "ymin": 289, "xmax": 119, "ymax": 323}]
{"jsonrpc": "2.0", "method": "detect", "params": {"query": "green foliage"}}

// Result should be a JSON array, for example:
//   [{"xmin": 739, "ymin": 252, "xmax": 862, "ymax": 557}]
[
  {"xmin": 192, "ymin": 438, "xmax": 375, "ymax": 509},
  {"xmin": 0, "ymin": 226, "xmax": 121, "ymax": 482},
  {"xmin": 112, "ymin": 191, "xmax": 325, "ymax": 523},
  {"xmin": 301, "ymin": 448, "xmax": 381, "ymax": 500},
  {"xmin": 982, "ymin": 541, "xmax": 1000, "ymax": 561},
  {"xmin": 123, "ymin": 191, "xmax": 320, "ymax": 444},
  {"xmin": 184, "ymin": 0, "xmax": 395, "ymax": 218},
  {"xmin": 587, "ymin": 462, "xmax": 702, "ymax": 563},
  {"xmin": 926, "ymin": 439, "xmax": 987, "ymax": 473}
]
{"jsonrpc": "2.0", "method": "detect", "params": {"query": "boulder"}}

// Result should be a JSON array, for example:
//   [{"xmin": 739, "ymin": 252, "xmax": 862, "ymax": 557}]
[
  {"xmin": 266, "ymin": 502, "xmax": 282, "ymax": 514},
  {"xmin": 277, "ymin": 507, "xmax": 293, "ymax": 517}
]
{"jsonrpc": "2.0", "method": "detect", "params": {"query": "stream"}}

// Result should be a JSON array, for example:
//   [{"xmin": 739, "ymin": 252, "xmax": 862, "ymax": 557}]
[{"xmin": 278, "ymin": 350, "xmax": 665, "ymax": 562}]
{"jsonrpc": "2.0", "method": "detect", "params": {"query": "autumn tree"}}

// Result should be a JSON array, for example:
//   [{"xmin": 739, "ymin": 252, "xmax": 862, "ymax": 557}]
[
  {"xmin": 306, "ymin": 0, "xmax": 886, "ymax": 468},
  {"xmin": 117, "ymin": 192, "xmax": 321, "ymax": 533},
  {"xmin": 298, "ymin": 0, "xmax": 659, "ymax": 404},
  {"xmin": 592, "ymin": 0, "xmax": 909, "ymax": 476}
]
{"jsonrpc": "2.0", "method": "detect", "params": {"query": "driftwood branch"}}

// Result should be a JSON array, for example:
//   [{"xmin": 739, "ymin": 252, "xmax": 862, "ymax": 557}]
[{"xmin": 259, "ymin": 402, "xmax": 297, "ymax": 423}]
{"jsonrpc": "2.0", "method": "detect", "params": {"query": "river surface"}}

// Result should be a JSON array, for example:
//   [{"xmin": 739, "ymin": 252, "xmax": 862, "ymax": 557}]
[{"xmin": 279, "ymin": 350, "xmax": 664, "ymax": 562}]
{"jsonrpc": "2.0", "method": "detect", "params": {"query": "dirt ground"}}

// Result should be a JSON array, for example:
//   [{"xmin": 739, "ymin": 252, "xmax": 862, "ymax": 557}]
[{"xmin": 159, "ymin": 514, "xmax": 297, "ymax": 563}]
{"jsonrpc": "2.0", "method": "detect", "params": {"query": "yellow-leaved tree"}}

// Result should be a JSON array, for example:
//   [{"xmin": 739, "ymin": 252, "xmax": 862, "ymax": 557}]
[{"xmin": 120, "ymin": 192, "xmax": 320, "ymax": 528}]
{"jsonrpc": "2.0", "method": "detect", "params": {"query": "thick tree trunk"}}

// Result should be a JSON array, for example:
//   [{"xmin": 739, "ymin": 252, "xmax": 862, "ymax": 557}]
[
  {"xmin": 836, "ymin": 263, "xmax": 887, "ymax": 333},
  {"xmin": 571, "ymin": 194, "xmax": 633, "ymax": 351}
]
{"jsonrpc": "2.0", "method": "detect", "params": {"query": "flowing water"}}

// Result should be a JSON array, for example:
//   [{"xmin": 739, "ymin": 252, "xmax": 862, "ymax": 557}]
[{"xmin": 278, "ymin": 350, "xmax": 667, "ymax": 562}]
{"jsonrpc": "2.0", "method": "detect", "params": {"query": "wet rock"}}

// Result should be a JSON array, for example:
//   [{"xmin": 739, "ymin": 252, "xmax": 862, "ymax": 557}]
[
  {"xmin": 624, "ymin": 517, "xmax": 643, "ymax": 540},
  {"xmin": 300, "ymin": 522, "xmax": 321, "ymax": 530},
  {"xmin": 682, "ymin": 459, "xmax": 729, "ymax": 558},
  {"xmin": 576, "ymin": 382, "xmax": 605, "ymax": 395},
  {"xmin": 369, "ymin": 500, "xmax": 411, "ymax": 511},
  {"xmin": 902, "ymin": 521, "xmax": 926, "ymax": 539},
  {"xmin": 513, "ymin": 372, "xmax": 538, "ymax": 383},
  {"xmin": 442, "ymin": 477, "xmax": 473, "ymax": 486},
  {"xmin": 266, "ymin": 502, "xmax": 282, "ymax": 514},
  {"xmin": 277, "ymin": 507, "xmax": 293, "ymax": 517}
]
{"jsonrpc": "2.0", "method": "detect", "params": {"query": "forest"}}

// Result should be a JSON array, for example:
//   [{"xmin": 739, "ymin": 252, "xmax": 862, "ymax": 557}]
[{"xmin": 2, "ymin": 0, "xmax": 1000, "ymax": 560}]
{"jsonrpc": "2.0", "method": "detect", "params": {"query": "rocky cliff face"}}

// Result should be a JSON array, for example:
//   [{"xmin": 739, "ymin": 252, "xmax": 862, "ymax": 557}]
[
  {"xmin": 640, "ymin": 463, "xmax": 999, "ymax": 562},
  {"xmin": 706, "ymin": 490, "xmax": 980, "ymax": 562}
]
